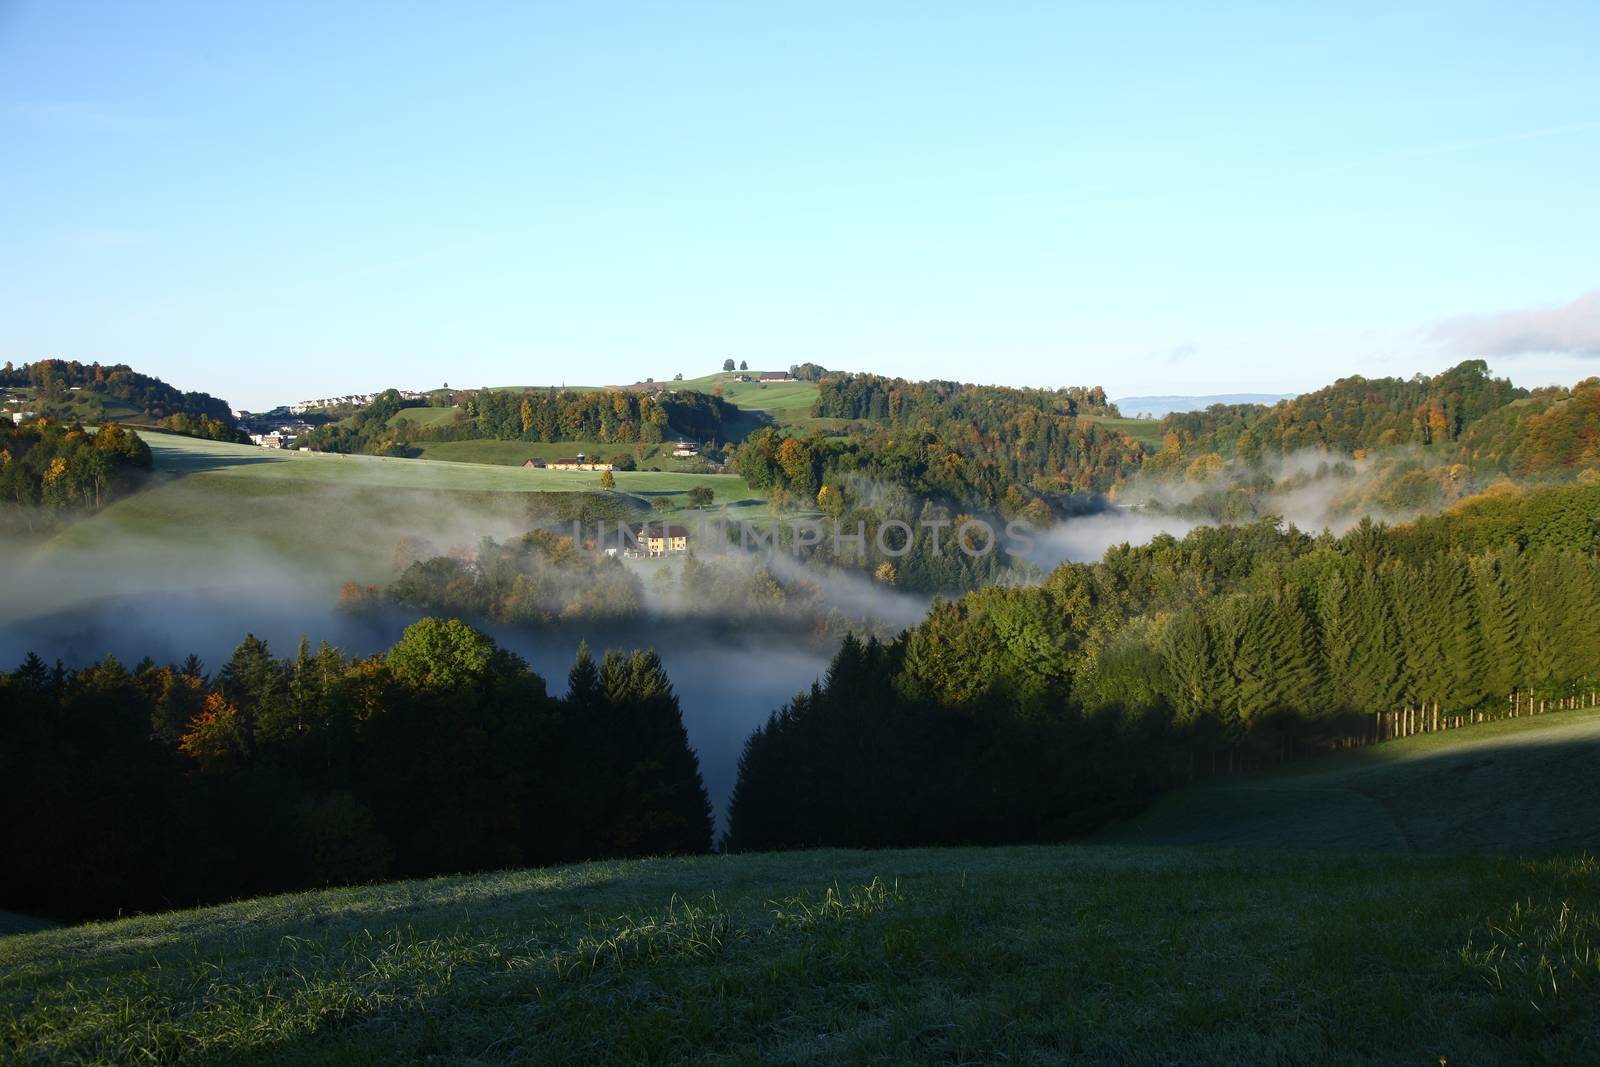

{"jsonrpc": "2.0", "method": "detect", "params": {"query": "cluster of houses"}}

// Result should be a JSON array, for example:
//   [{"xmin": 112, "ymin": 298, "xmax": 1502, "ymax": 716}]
[
  {"xmin": 287, "ymin": 390, "xmax": 423, "ymax": 415},
  {"xmin": 249, "ymin": 430, "xmax": 300, "ymax": 449},
  {"xmin": 235, "ymin": 407, "xmax": 319, "ymax": 448},
  {"xmin": 2, "ymin": 391, "xmax": 37, "ymax": 425}
]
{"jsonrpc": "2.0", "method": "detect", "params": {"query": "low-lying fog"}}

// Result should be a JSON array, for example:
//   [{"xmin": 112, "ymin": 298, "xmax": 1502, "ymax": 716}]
[
  {"xmin": 1, "ymin": 451, "xmax": 1419, "ymax": 828},
  {"xmin": 4, "ymin": 584, "xmax": 827, "ymax": 830}
]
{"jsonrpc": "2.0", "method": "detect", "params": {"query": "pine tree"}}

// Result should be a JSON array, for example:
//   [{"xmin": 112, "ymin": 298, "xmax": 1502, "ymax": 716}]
[
  {"xmin": 1158, "ymin": 608, "xmax": 1213, "ymax": 728},
  {"xmin": 1471, "ymin": 548, "xmax": 1523, "ymax": 699},
  {"xmin": 1346, "ymin": 568, "xmax": 1403, "ymax": 716},
  {"xmin": 1422, "ymin": 554, "xmax": 1485, "ymax": 710}
]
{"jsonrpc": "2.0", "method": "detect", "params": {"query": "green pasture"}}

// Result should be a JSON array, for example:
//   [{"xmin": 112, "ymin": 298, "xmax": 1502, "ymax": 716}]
[
  {"xmin": 1101, "ymin": 705, "xmax": 1600, "ymax": 851},
  {"xmin": 2, "ymin": 844, "xmax": 1596, "ymax": 1064}
]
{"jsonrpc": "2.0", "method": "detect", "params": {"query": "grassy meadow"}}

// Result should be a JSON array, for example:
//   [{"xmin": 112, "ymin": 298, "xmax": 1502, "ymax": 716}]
[
  {"xmin": 4, "ymin": 432, "xmax": 758, "ymax": 621},
  {"xmin": 1082, "ymin": 414, "xmax": 1166, "ymax": 447},
  {"xmin": 2, "ymin": 844, "xmax": 1597, "ymax": 1064},
  {"xmin": 124, "ymin": 432, "xmax": 752, "ymax": 501},
  {"xmin": 4, "ymin": 707, "xmax": 1600, "ymax": 1064},
  {"xmin": 381, "ymin": 404, "xmax": 459, "ymax": 429},
  {"xmin": 1102, "ymin": 705, "xmax": 1600, "ymax": 851}
]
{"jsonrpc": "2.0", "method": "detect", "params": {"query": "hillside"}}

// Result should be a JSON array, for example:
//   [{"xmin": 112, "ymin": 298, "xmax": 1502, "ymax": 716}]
[
  {"xmin": 129, "ymin": 432, "xmax": 752, "ymax": 503},
  {"xmin": 1102, "ymin": 705, "xmax": 1600, "ymax": 851},
  {"xmin": 1, "ymin": 361, "xmax": 238, "ymax": 436},
  {"xmin": 6, "ymin": 432, "xmax": 756, "ymax": 621},
  {"xmin": 3, "ymin": 842, "xmax": 1596, "ymax": 1064}
]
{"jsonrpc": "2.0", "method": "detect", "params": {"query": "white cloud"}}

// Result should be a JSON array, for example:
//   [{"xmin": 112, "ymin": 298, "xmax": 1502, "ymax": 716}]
[{"xmin": 1432, "ymin": 291, "xmax": 1600, "ymax": 359}]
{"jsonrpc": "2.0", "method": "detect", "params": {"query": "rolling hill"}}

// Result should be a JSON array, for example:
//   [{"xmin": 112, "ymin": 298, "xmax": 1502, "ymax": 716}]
[
  {"xmin": 4, "ymin": 432, "xmax": 759, "ymax": 626},
  {"xmin": 4, "ymin": 710, "xmax": 1599, "ymax": 1064}
]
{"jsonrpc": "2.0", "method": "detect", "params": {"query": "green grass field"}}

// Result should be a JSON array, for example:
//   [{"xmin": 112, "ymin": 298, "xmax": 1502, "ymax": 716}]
[
  {"xmin": 383, "ymin": 405, "xmax": 459, "ymax": 429},
  {"xmin": 2, "ymin": 845, "xmax": 1596, "ymax": 1064},
  {"xmin": 1101, "ymin": 705, "xmax": 1600, "ymax": 851},
  {"xmin": 1082, "ymin": 414, "xmax": 1165, "ymax": 447},
  {"xmin": 5, "ymin": 709, "xmax": 1600, "ymax": 1063},
  {"xmin": 130, "ymin": 432, "xmax": 754, "ymax": 503}
]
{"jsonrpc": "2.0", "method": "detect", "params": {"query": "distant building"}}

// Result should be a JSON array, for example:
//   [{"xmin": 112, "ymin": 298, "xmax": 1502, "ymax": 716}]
[
  {"xmin": 546, "ymin": 452, "xmax": 614, "ymax": 471},
  {"xmin": 671, "ymin": 442, "xmax": 699, "ymax": 458},
  {"xmin": 522, "ymin": 458, "xmax": 547, "ymax": 469},
  {"xmin": 638, "ymin": 523, "xmax": 690, "ymax": 557},
  {"xmin": 758, "ymin": 371, "xmax": 791, "ymax": 382}
]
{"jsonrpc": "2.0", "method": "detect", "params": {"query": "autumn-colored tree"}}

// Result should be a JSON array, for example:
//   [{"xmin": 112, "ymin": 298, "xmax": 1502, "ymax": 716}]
[{"xmin": 179, "ymin": 693, "xmax": 249, "ymax": 772}]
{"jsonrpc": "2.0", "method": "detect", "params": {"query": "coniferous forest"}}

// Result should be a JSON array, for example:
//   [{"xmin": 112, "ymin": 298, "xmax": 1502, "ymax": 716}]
[
  {"xmin": 724, "ymin": 482, "xmax": 1600, "ymax": 850},
  {"xmin": 0, "ymin": 620, "xmax": 711, "ymax": 921}
]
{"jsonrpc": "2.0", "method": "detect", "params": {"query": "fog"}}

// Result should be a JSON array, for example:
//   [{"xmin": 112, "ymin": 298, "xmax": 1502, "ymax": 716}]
[
  {"xmin": 0, "ymin": 480, "xmax": 853, "ymax": 829},
  {"xmin": 0, "ymin": 444, "xmax": 1456, "ymax": 828}
]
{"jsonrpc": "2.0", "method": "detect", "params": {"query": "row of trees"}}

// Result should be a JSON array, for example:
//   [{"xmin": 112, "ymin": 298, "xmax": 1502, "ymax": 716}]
[
  {"xmin": 725, "ymin": 482, "xmax": 1600, "ymax": 851},
  {"xmin": 449, "ymin": 388, "xmax": 736, "ymax": 446},
  {"xmin": 813, "ymin": 374, "xmax": 1116, "ymax": 423},
  {"xmin": 300, "ymin": 387, "xmax": 739, "ymax": 457},
  {"xmin": 153, "ymin": 411, "xmax": 246, "ymax": 442},
  {"xmin": 0, "ymin": 620, "xmax": 712, "ymax": 921}
]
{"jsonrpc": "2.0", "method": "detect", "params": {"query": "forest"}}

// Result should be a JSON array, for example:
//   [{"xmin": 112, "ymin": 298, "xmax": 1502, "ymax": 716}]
[
  {"xmin": 0, "ymin": 619, "xmax": 711, "ymax": 921},
  {"xmin": 733, "ymin": 361, "xmax": 1600, "ymax": 522},
  {"xmin": 724, "ymin": 481, "xmax": 1600, "ymax": 851}
]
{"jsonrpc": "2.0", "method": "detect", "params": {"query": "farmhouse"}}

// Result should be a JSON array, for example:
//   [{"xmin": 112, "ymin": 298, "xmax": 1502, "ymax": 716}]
[
  {"xmin": 758, "ymin": 371, "xmax": 791, "ymax": 382},
  {"xmin": 546, "ymin": 452, "xmax": 614, "ymax": 472},
  {"xmin": 521, "ymin": 458, "xmax": 546, "ymax": 469},
  {"xmin": 638, "ymin": 523, "xmax": 690, "ymax": 557},
  {"xmin": 671, "ymin": 442, "xmax": 699, "ymax": 458}
]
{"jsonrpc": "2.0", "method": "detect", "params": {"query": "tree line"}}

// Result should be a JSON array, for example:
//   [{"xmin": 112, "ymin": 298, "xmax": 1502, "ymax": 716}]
[
  {"xmin": 0, "ymin": 619, "xmax": 711, "ymax": 922},
  {"xmin": 302, "ymin": 387, "xmax": 740, "ymax": 457},
  {"xmin": 724, "ymin": 482, "xmax": 1600, "ymax": 851}
]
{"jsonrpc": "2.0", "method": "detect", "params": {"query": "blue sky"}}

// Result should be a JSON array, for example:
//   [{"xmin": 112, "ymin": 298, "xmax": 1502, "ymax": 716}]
[{"xmin": 3, "ymin": 1, "xmax": 1598, "ymax": 410}]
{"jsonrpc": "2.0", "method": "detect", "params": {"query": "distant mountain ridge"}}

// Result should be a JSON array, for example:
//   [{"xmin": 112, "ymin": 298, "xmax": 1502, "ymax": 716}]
[{"xmin": 1113, "ymin": 393, "xmax": 1295, "ymax": 419}]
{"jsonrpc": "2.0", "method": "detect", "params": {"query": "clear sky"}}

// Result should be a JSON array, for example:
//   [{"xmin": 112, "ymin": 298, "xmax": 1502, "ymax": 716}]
[{"xmin": 3, "ymin": 1, "xmax": 1598, "ymax": 410}]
